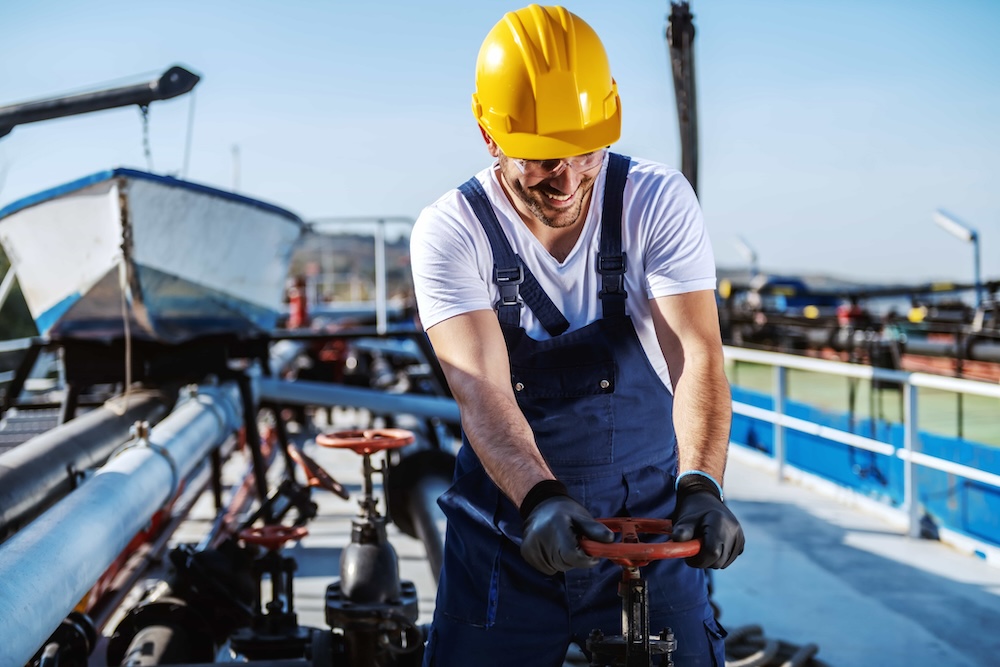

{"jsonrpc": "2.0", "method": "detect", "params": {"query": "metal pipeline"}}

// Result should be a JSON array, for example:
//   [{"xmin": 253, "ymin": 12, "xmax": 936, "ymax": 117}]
[
  {"xmin": 0, "ymin": 389, "xmax": 173, "ymax": 543},
  {"xmin": 0, "ymin": 381, "xmax": 242, "ymax": 667},
  {"xmin": 904, "ymin": 338, "xmax": 1000, "ymax": 364},
  {"xmin": 258, "ymin": 376, "xmax": 461, "ymax": 424},
  {"xmin": 794, "ymin": 327, "xmax": 1000, "ymax": 364},
  {"xmin": 386, "ymin": 448, "xmax": 454, "ymax": 583},
  {"xmin": 117, "ymin": 624, "xmax": 196, "ymax": 666}
]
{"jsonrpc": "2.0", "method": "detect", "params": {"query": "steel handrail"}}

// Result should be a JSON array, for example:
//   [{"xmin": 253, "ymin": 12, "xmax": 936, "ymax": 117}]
[{"xmin": 725, "ymin": 345, "xmax": 1000, "ymax": 397}]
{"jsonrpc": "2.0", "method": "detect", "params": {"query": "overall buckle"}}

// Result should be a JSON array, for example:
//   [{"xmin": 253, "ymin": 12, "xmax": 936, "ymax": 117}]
[
  {"xmin": 597, "ymin": 253, "xmax": 628, "ymax": 299},
  {"xmin": 494, "ymin": 265, "xmax": 525, "ymax": 309}
]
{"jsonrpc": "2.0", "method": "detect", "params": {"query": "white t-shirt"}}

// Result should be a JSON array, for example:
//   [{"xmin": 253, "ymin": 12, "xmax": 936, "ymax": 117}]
[{"xmin": 410, "ymin": 154, "xmax": 717, "ymax": 392}]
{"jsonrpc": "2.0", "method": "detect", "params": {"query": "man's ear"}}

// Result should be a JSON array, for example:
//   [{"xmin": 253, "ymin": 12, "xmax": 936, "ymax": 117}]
[{"xmin": 479, "ymin": 125, "xmax": 501, "ymax": 158}]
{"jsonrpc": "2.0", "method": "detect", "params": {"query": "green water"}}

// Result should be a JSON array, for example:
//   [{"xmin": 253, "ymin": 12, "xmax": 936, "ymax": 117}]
[{"xmin": 725, "ymin": 360, "xmax": 1000, "ymax": 447}]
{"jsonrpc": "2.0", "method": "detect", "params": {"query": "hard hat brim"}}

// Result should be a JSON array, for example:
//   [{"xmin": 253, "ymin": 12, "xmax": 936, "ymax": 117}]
[{"xmin": 481, "ymin": 116, "xmax": 621, "ymax": 160}]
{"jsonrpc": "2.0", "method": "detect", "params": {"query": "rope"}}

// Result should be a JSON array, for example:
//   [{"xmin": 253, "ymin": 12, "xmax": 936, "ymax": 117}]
[
  {"xmin": 105, "ymin": 254, "xmax": 134, "ymax": 417},
  {"xmin": 182, "ymin": 90, "xmax": 196, "ymax": 178},
  {"xmin": 138, "ymin": 104, "xmax": 154, "ymax": 172}
]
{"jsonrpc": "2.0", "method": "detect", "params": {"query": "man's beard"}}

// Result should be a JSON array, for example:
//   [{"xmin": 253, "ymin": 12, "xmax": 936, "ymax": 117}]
[{"xmin": 509, "ymin": 174, "xmax": 595, "ymax": 229}]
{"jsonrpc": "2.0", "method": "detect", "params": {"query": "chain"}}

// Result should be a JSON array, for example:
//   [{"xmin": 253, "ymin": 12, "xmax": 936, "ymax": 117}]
[{"xmin": 138, "ymin": 104, "xmax": 153, "ymax": 172}]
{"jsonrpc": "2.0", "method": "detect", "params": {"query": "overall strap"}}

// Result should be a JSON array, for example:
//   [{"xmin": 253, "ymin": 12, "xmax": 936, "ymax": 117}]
[
  {"xmin": 458, "ymin": 177, "xmax": 571, "ymax": 336},
  {"xmin": 597, "ymin": 153, "xmax": 631, "ymax": 319}
]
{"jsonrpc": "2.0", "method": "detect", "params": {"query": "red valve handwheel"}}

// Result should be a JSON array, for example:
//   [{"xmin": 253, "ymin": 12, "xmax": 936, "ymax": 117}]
[
  {"xmin": 315, "ymin": 428, "xmax": 415, "ymax": 455},
  {"xmin": 579, "ymin": 518, "xmax": 701, "ymax": 568},
  {"xmin": 239, "ymin": 524, "xmax": 309, "ymax": 551}
]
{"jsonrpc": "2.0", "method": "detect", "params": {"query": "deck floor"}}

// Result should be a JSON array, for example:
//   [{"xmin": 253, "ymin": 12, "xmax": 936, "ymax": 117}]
[{"xmin": 715, "ymin": 446, "xmax": 1000, "ymax": 667}]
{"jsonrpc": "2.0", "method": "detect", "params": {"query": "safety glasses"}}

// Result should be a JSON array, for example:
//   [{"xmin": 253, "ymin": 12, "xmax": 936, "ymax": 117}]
[{"xmin": 506, "ymin": 148, "xmax": 607, "ymax": 178}]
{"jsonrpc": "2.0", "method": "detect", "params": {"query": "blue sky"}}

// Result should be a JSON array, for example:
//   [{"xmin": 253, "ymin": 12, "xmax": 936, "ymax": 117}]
[{"xmin": 1, "ymin": 0, "xmax": 997, "ymax": 284}]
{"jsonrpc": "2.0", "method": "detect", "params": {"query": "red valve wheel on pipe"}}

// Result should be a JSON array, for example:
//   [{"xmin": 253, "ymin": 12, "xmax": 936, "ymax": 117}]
[
  {"xmin": 315, "ymin": 428, "xmax": 415, "ymax": 455},
  {"xmin": 579, "ymin": 518, "xmax": 701, "ymax": 568}
]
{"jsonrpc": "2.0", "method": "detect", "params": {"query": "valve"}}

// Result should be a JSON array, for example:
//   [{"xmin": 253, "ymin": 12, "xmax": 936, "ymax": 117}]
[
  {"xmin": 239, "ymin": 524, "xmax": 309, "ymax": 552},
  {"xmin": 229, "ymin": 524, "xmax": 311, "ymax": 659},
  {"xmin": 579, "ymin": 518, "xmax": 700, "ymax": 567},
  {"xmin": 318, "ymin": 428, "xmax": 422, "ymax": 666},
  {"xmin": 580, "ymin": 518, "xmax": 702, "ymax": 667},
  {"xmin": 316, "ymin": 428, "xmax": 415, "ymax": 455},
  {"xmin": 316, "ymin": 428, "xmax": 415, "ymax": 521}
]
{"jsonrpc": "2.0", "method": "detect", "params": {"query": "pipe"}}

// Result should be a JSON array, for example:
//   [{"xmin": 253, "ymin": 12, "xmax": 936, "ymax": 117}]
[
  {"xmin": 0, "ymin": 389, "xmax": 173, "ymax": 543},
  {"xmin": 0, "ymin": 381, "xmax": 242, "ymax": 667},
  {"xmin": 795, "ymin": 327, "xmax": 1000, "ymax": 364},
  {"xmin": 402, "ymin": 473, "xmax": 448, "ymax": 583},
  {"xmin": 904, "ymin": 338, "xmax": 1000, "ymax": 364},
  {"xmin": 258, "ymin": 377, "xmax": 460, "ymax": 424},
  {"xmin": 107, "ymin": 580, "xmax": 219, "ymax": 666},
  {"xmin": 118, "ymin": 624, "xmax": 196, "ymax": 666},
  {"xmin": 386, "ymin": 449, "xmax": 454, "ymax": 583}
]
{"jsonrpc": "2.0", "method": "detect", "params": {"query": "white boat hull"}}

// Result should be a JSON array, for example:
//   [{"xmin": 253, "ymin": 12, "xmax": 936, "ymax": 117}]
[{"xmin": 0, "ymin": 169, "xmax": 305, "ymax": 343}]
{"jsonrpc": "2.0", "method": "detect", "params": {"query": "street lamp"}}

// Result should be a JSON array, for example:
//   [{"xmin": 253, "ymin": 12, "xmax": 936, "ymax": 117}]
[
  {"xmin": 933, "ymin": 209, "xmax": 982, "ymax": 309},
  {"xmin": 733, "ymin": 236, "xmax": 759, "ymax": 280}
]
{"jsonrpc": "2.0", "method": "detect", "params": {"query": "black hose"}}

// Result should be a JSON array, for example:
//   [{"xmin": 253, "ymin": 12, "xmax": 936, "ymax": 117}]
[{"xmin": 725, "ymin": 624, "xmax": 827, "ymax": 667}]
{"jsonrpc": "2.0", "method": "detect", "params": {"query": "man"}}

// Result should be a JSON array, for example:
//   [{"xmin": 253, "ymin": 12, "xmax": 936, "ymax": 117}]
[{"xmin": 409, "ymin": 5, "xmax": 744, "ymax": 666}]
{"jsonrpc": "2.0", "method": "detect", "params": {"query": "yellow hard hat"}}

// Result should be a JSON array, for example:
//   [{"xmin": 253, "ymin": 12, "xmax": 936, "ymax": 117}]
[{"xmin": 472, "ymin": 4, "xmax": 622, "ymax": 159}]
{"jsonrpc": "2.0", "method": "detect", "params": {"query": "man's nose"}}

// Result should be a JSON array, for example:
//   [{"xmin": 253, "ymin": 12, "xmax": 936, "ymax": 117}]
[{"xmin": 547, "ymin": 164, "xmax": 582, "ymax": 192}]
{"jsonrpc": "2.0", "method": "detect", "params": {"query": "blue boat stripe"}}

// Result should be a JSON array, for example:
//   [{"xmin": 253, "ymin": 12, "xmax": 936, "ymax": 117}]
[
  {"xmin": 0, "ymin": 168, "xmax": 304, "ymax": 224},
  {"xmin": 35, "ymin": 292, "xmax": 82, "ymax": 335}
]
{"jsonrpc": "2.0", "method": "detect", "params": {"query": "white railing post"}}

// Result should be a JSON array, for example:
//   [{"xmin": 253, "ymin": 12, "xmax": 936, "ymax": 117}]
[
  {"xmin": 903, "ymin": 380, "xmax": 920, "ymax": 538},
  {"xmin": 774, "ymin": 365, "xmax": 787, "ymax": 482},
  {"xmin": 374, "ymin": 218, "xmax": 387, "ymax": 335}
]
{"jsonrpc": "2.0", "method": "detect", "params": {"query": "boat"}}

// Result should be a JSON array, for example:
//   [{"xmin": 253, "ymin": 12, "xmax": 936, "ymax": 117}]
[{"xmin": 0, "ymin": 168, "xmax": 306, "ymax": 344}]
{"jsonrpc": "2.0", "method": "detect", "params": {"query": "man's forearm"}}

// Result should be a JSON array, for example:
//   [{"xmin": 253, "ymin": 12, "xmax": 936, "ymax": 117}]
[
  {"xmin": 671, "ymin": 357, "xmax": 732, "ymax": 484},
  {"xmin": 453, "ymin": 378, "xmax": 554, "ymax": 506},
  {"xmin": 426, "ymin": 311, "xmax": 553, "ymax": 507}
]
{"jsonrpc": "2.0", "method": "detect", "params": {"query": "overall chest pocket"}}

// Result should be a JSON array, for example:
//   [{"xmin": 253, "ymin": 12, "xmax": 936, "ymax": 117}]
[{"xmin": 511, "ymin": 360, "xmax": 615, "ymax": 468}]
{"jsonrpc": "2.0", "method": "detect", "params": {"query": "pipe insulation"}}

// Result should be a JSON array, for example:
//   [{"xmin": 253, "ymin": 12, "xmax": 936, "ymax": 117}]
[
  {"xmin": 0, "ymin": 381, "xmax": 242, "ymax": 667},
  {"xmin": 258, "ymin": 376, "xmax": 461, "ymax": 424},
  {"xmin": 0, "ymin": 389, "xmax": 173, "ymax": 543}
]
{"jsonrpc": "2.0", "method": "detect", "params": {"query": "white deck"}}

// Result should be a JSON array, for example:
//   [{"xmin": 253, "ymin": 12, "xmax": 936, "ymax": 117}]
[{"xmin": 715, "ymin": 446, "xmax": 1000, "ymax": 667}]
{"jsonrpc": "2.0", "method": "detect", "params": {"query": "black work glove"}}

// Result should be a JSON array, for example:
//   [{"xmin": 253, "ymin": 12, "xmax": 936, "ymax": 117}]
[
  {"xmin": 519, "ymin": 481, "xmax": 615, "ymax": 575},
  {"xmin": 671, "ymin": 475, "xmax": 745, "ymax": 569}
]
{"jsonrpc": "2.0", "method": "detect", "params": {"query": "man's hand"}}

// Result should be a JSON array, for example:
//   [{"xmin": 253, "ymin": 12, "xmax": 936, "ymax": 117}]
[
  {"xmin": 671, "ymin": 475, "xmax": 745, "ymax": 569},
  {"xmin": 520, "ymin": 496, "xmax": 615, "ymax": 575}
]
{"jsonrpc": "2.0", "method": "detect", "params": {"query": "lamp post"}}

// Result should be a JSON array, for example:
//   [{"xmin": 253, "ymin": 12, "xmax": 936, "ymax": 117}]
[
  {"xmin": 733, "ymin": 236, "xmax": 759, "ymax": 280},
  {"xmin": 933, "ymin": 209, "xmax": 982, "ymax": 309}
]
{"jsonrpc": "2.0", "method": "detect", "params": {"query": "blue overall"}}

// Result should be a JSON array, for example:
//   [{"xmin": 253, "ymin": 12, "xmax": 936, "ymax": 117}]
[{"xmin": 423, "ymin": 154, "xmax": 726, "ymax": 666}]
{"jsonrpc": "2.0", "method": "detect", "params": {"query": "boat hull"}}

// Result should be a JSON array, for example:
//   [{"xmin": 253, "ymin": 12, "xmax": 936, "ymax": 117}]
[{"xmin": 0, "ymin": 169, "xmax": 305, "ymax": 343}]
